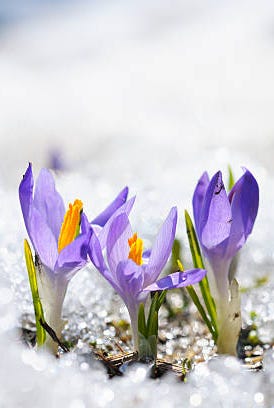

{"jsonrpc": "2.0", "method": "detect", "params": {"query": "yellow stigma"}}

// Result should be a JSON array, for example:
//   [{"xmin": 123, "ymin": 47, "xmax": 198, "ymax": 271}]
[
  {"xmin": 128, "ymin": 233, "xmax": 143, "ymax": 265},
  {"xmin": 58, "ymin": 199, "xmax": 83, "ymax": 253}
]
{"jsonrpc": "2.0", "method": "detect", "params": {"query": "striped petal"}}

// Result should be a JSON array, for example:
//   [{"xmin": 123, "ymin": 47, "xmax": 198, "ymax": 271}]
[
  {"xmin": 88, "ymin": 227, "xmax": 121, "ymax": 294},
  {"xmin": 226, "ymin": 168, "xmax": 259, "ymax": 258},
  {"xmin": 192, "ymin": 171, "xmax": 210, "ymax": 236},
  {"xmin": 145, "ymin": 207, "xmax": 177, "ymax": 287},
  {"xmin": 19, "ymin": 163, "xmax": 34, "ymax": 238},
  {"xmin": 200, "ymin": 171, "xmax": 231, "ymax": 253},
  {"xmin": 143, "ymin": 269, "xmax": 206, "ymax": 291},
  {"xmin": 33, "ymin": 168, "xmax": 65, "ymax": 242},
  {"xmin": 29, "ymin": 207, "xmax": 58, "ymax": 271},
  {"xmin": 97, "ymin": 196, "xmax": 135, "ymax": 249},
  {"xmin": 106, "ymin": 212, "xmax": 133, "ymax": 275},
  {"xmin": 91, "ymin": 186, "xmax": 129, "ymax": 226}
]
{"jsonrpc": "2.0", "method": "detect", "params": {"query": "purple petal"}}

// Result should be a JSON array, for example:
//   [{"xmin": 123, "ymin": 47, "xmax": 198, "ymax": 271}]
[
  {"xmin": 88, "ymin": 228, "xmax": 106, "ymax": 271},
  {"xmin": 91, "ymin": 186, "xmax": 129, "ymax": 227},
  {"xmin": 115, "ymin": 259, "xmax": 144, "ymax": 303},
  {"xmin": 226, "ymin": 169, "xmax": 259, "ymax": 257},
  {"xmin": 29, "ymin": 207, "xmax": 58, "ymax": 270},
  {"xmin": 33, "ymin": 168, "xmax": 65, "ymax": 242},
  {"xmin": 88, "ymin": 227, "xmax": 121, "ymax": 293},
  {"xmin": 56, "ymin": 234, "xmax": 89, "ymax": 279},
  {"xmin": 115, "ymin": 260, "xmax": 147, "ymax": 350},
  {"xmin": 192, "ymin": 171, "xmax": 210, "ymax": 235},
  {"xmin": 145, "ymin": 207, "xmax": 177, "ymax": 287},
  {"xmin": 19, "ymin": 163, "xmax": 34, "ymax": 236},
  {"xmin": 81, "ymin": 212, "xmax": 91, "ymax": 235},
  {"xmin": 200, "ymin": 171, "xmax": 232, "ymax": 252},
  {"xmin": 106, "ymin": 213, "xmax": 133, "ymax": 274},
  {"xmin": 143, "ymin": 269, "xmax": 207, "ymax": 291},
  {"xmin": 97, "ymin": 196, "xmax": 135, "ymax": 249},
  {"xmin": 56, "ymin": 214, "xmax": 91, "ymax": 277}
]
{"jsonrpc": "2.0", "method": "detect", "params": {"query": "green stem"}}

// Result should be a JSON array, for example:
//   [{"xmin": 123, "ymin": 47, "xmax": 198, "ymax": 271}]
[
  {"xmin": 186, "ymin": 286, "xmax": 217, "ymax": 342},
  {"xmin": 185, "ymin": 210, "xmax": 218, "ymax": 339}
]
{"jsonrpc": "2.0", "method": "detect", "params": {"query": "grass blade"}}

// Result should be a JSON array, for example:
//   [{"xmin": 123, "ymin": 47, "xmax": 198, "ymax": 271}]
[
  {"xmin": 24, "ymin": 239, "xmax": 46, "ymax": 346},
  {"xmin": 138, "ymin": 303, "xmax": 147, "ymax": 337},
  {"xmin": 156, "ymin": 290, "xmax": 167, "ymax": 310},
  {"xmin": 185, "ymin": 210, "xmax": 218, "ymax": 338},
  {"xmin": 147, "ymin": 311, "xmax": 158, "ymax": 338},
  {"xmin": 228, "ymin": 165, "xmax": 235, "ymax": 190},
  {"xmin": 186, "ymin": 285, "xmax": 217, "ymax": 342},
  {"xmin": 147, "ymin": 293, "xmax": 159, "ymax": 333}
]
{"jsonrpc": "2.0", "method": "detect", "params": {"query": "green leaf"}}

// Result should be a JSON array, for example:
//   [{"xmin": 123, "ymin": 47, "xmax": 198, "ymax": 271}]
[
  {"xmin": 147, "ymin": 311, "xmax": 158, "ymax": 338},
  {"xmin": 228, "ymin": 165, "xmax": 235, "ymax": 191},
  {"xmin": 186, "ymin": 285, "xmax": 217, "ymax": 342},
  {"xmin": 138, "ymin": 303, "xmax": 147, "ymax": 337},
  {"xmin": 185, "ymin": 210, "xmax": 205, "ymax": 269},
  {"xmin": 24, "ymin": 239, "xmax": 46, "ymax": 346},
  {"xmin": 184, "ymin": 210, "xmax": 218, "ymax": 339},
  {"xmin": 138, "ymin": 332, "xmax": 157, "ymax": 362},
  {"xmin": 147, "ymin": 292, "xmax": 160, "ymax": 333},
  {"xmin": 156, "ymin": 290, "xmax": 167, "ymax": 310},
  {"xmin": 170, "ymin": 239, "xmax": 182, "ymax": 272},
  {"xmin": 137, "ymin": 290, "xmax": 167, "ymax": 361}
]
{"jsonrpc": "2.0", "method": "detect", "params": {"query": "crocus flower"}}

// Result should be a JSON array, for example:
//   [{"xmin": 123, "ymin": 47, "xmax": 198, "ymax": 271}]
[
  {"xmin": 88, "ymin": 207, "xmax": 206, "ymax": 350},
  {"xmin": 192, "ymin": 168, "xmax": 259, "ymax": 354},
  {"xmin": 19, "ymin": 163, "xmax": 130, "ymax": 352}
]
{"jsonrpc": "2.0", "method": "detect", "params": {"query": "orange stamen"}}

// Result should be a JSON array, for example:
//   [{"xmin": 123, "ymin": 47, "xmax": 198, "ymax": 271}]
[
  {"xmin": 128, "ymin": 233, "xmax": 143, "ymax": 265},
  {"xmin": 58, "ymin": 199, "xmax": 83, "ymax": 253}
]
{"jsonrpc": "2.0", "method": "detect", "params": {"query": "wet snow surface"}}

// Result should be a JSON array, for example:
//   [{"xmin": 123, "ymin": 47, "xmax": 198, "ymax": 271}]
[
  {"xmin": 1, "ymin": 149, "xmax": 274, "ymax": 407},
  {"xmin": 1, "ymin": 0, "xmax": 274, "ymax": 406}
]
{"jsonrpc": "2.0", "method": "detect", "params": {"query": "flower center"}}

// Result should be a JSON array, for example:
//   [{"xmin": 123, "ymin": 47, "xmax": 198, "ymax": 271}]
[
  {"xmin": 128, "ymin": 233, "xmax": 143, "ymax": 265},
  {"xmin": 58, "ymin": 199, "xmax": 83, "ymax": 253}
]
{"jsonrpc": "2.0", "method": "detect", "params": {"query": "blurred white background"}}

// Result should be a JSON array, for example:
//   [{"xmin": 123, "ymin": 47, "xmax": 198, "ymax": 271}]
[{"xmin": 1, "ymin": 0, "xmax": 274, "ymax": 185}]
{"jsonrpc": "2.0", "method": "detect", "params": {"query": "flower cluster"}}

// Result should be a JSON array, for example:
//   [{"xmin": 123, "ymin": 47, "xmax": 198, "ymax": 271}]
[{"xmin": 19, "ymin": 163, "xmax": 259, "ymax": 358}]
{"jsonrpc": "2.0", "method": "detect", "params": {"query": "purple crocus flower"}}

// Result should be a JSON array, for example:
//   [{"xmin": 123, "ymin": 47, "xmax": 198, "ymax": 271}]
[
  {"xmin": 19, "ymin": 163, "xmax": 130, "ymax": 352},
  {"xmin": 192, "ymin": 168, "xmax": 259, "ymax": 354},
  {"xmin": 193, "ymin": 168, "xmax": 259, "ymax": 298},
  {"xmin": 88, "ymin": 207, "xmax": 206, "ymax": 350}
]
